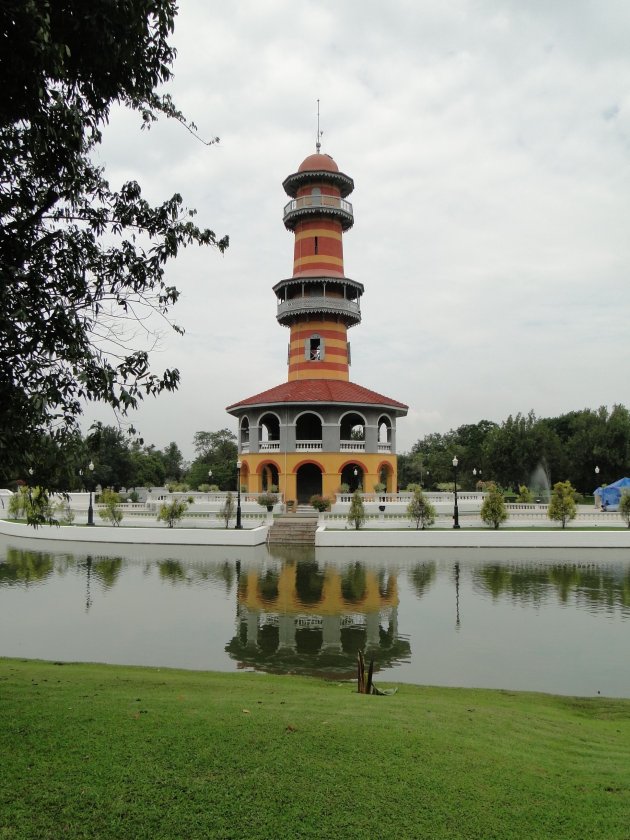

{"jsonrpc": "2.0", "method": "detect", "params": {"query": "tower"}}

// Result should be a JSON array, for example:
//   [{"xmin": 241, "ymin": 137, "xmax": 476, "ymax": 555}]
[{"xmin": 226, "ymin": 147, "xmax": 407, "ymax": 505}]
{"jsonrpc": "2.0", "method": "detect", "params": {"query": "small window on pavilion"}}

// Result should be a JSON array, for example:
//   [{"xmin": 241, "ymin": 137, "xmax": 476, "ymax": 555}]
[
  {"xmin": 314, "ymin": 236, "xmax": 319, "ymax": 254},
  {"xmin": 311, "ymin": 187, "xmax": 321, "ymax": 206}
]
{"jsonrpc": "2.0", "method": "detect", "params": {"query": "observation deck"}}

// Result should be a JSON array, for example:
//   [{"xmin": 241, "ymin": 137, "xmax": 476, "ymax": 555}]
[{"xmin": 283, "ymin": 195, "xmax": 354, "ymax": 231}]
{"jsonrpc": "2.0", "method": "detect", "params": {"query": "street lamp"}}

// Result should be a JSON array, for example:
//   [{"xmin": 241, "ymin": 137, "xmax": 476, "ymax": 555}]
[
  {"xmin": 452, "ymin": 456, "xmax": 460, "ymax": 529},
  {"xmin": 235, "ymin": 460, "xmax": 242, "ymax": 529},
  {"xmin": 86, "ymin": 461, "xmax": 95, "ymax": 526},
  {"xmin": 595, "ymin": 465, "xmax": 600, "ymax": 482}
]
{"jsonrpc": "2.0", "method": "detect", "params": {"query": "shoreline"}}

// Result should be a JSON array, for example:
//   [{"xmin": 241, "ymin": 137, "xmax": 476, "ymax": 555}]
[{"xmin": 1, "ymin": 516, "xmax": 630, "ymax": 548}]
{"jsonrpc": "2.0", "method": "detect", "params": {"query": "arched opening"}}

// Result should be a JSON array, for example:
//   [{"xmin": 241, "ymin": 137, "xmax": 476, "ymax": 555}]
[
  {"xmin": 240, "ymin": 417, "xmax": 250, "ymax": 450},
  {"xmin": 340, "ymin": 412, "xmax": 366, "ymax": 446},
  {"xmin": 295, "ymin": 412, "xmax": 323, "ymax": 448},
  {"xmin": 311, "ymin": 186, "xmax": 322, "ymax": 206},
  {"xmin": 340, "ymin": 462, "xmax": 364, "ymax": 492},
  {"xmin": 296, "ymin": 462, "xmax": 323, "ymax": 504},
  {"xmin": 259, "ymin": 413, "xmax": 280, "ymax": 450},
  {"xmin": 259, "ymin": 463, "xmax": 279, "ymax": 492},
  {"xmin": 377, "ymin": 415, "xmax": 392, "ymax": 450},
  {"xmin": 377, "ymin": 462, "xmax": 393, "ymax": 493},
  {"xmin": 239, "ymin": 461, "xmax": 250, "ymax": 492}
]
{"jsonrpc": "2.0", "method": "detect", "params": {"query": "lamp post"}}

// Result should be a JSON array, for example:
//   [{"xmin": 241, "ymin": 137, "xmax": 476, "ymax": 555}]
[
  {"xmin": 235, "ymin": 460, "xmax": 242, "ymax": 529},
  {"xmin": 452, "ymin": 456, "xmax": 460, "ymax": 529},
  {"xmin": 473, "ymin": 467, "xmax": 482, "ymax": 488},
  {"xmin": 595, "ymin": 465, "xmax": 600, "ymax": 482},
  {"xmin": 87, "ymin": 461, "xmax": 95, "ymax": 526}
]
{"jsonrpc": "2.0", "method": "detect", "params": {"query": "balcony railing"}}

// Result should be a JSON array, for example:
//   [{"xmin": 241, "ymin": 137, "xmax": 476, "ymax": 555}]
[
  {"xmin": 340, "ymin": 440, "xmax": 365, "ymax": 452},
  {"xmin": 283, "ymin": 195, "xmax": 353, "ymax": 217},
  {"xmin": 277, "ymin": 296, "xmax": 360, "ymax": 321},
  {"xmin": 259, "ymin": 441, "xmax": 280, "ymax": 451},
  {"xmin": 377, "ymin": 442, "xmax": 391, "ymax": 453},
  {"xmin": 296, "ymin": 440, "xmax": 323, "ymax": 451}
]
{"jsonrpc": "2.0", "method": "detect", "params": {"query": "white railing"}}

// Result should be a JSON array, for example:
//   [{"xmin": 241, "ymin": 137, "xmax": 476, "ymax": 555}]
[
  {"xmin": 277, "ymin": 297, "xmax": 360, "ymax": 318},
  {"xmin": 259, "ymin": 441, "xmax": 280, "ymax": 451},
  {"xmin": 283, "ymin": 195, "xmax": 353, "ymax": 216},
  {"xmin": 340, "ymin": 440, "xmax": 365, "ymax": 451},
  {"xmin": 377, "ymin": 443, "xmax": 391, "ymax": 453},
  {"xmin": 296, "ymin": 440, "xmax": 323, "ymax": 451},
  {"xmin": 240, "ymin": 443, "xmax": 250, "ymax": 453}
]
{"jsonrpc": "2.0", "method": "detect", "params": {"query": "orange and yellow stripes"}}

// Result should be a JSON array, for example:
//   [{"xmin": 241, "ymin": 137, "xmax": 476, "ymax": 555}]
[{"xmin": 288, "ymin": 321, "xmax": 349, "ymax": 381}]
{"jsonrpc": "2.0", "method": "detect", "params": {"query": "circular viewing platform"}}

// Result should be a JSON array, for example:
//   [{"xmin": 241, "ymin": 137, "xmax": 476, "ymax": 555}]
[
  {"xmin": 283, "ymin": 195, "xmax": 354, "ymax": 231},
  {"xmin": 276, "ymin": 295, "xmax": 361, "ymax": 326}
]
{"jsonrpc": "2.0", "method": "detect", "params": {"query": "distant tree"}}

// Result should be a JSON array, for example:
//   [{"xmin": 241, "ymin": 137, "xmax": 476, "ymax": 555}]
[
  {"xmin": 619, "ymin": 491, "xmax": 630, "ymax": 528},
  {"xmin": 98, "ymin": 489, "xmax": 123, "ymax": 526},
  {"xmin": 0, "ymin": 0, "xmax": 227, "ymax": 484},
  {"xmin": 547, "ymin": 481, "xmax": 577, "ymax": 529},
  {"xmin": 517, "ymin": 485, "xmax": 534, "ymax": 503},
  {"xmin": 86, "ymin": 424, "xmax": 134, "ymax": 490},
  {"xmin": 480, "ymin": 485, "xmax": 508, "ymax": 530},
  {"xmin": 189, "ymin": 429, "xmax": 238, "ymax": 490},
  {"xmin": 157, "ymin": 499, "xmax": 187, "ymax": 528},
  {"xmin": 406, "ymin": 488, "xmax": 436, "ymax": 530},
  {"xmin": 161, "ymin": 442, "xmax": 185, "ymax": 482},
  {"xmin": 219, "ymin": 492, "xmax": 235, "ymax": 528},
  {"xmin": 347, "ymin": 491, "xmax": 365, "ymax": 530},
  {"xmin": 129, "ymin": 442, "xmax": 167, "ymax": 488}
]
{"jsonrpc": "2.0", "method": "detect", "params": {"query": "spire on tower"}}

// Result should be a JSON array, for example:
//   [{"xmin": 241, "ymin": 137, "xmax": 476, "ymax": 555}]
[{"xmin": 316, "ymin": 98, "xmax": 323, "ymax": 153}]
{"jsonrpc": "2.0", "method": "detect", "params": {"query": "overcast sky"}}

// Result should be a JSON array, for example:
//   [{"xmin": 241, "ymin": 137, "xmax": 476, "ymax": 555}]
[{"xmin": 88, "ymin": 0, "xmax": 630, "ymax": 461}]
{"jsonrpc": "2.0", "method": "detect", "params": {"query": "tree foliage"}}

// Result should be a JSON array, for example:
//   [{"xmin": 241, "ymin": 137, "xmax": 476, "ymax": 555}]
[
  {"xmin": 403, "ymin": 405, "xmax": 630, "ymax": 494},
  {"xmin": 219, "ymin": 492, "xmax": 235, "ymax": 528},
  {"xmin": 480, "ymin": 485, "xmax": 508, "ymax": 530},
  {"xmin": 406, "ymin": 488, "xmax": 436, "ymax": 530},
  {"xmin": 619, "ymin": 491, "xmax": 630, "ymax": 529},
  {"xmin": 0, "ymin": 0, "xmax": 227, "ymax": 482},
  {"xmin": 189, "ymin": 429, "xmax": 237, "ymax": 490},
  {"xmin": 157, "ymin": 498, "xmax": 187, "ymax": 528},
  {"xmin": 347, "ymin": 491, "xmax": 365, "ymax": 530},
  {"xmin": 98, "ymin": 488, "xmax": 123, "ymax": 526},
  {"xmin": 547, "ymin": 481, "xmax": 577, "ymax": 529}
]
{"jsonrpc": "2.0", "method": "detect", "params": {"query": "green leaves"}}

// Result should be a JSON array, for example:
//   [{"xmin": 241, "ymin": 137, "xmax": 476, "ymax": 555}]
[{"xmin": 0, "ymin": 1, "xmax": 227, "ymax": 483}]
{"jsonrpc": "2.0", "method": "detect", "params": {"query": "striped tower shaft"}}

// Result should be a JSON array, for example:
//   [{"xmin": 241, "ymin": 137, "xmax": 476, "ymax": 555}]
[{"xmin": 288, "ymin": 182, "xmax": 349, "ymax": 381}]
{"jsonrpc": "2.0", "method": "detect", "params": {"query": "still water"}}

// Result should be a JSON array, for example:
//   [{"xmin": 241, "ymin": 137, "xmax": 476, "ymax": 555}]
[{"xmin": 1, "ymin": 537, "xmax": 629, "ymax": 697}]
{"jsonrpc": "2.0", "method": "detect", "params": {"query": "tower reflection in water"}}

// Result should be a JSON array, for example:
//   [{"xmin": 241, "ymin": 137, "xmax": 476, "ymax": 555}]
[{"xmin": 226, "ymin": 547, "xmax": 411, "ymax": 679}]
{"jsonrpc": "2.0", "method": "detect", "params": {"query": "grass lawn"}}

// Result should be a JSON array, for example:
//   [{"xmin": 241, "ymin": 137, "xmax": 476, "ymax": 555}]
[{"xmin": 1, "ymin": 659, "xmax": 629, "ymax": 840}]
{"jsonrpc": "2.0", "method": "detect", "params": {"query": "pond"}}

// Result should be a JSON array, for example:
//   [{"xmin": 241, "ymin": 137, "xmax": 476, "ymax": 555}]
[{"xmin": 1, "ymin": 537, "xmax": 629, "ymax": 697}]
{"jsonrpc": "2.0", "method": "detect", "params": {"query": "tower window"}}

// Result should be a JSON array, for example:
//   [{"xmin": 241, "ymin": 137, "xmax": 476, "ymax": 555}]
[
  {"xmin": 311, "ymin": 187, "xmax": 321, "ymax": 206},
  {"xmin": 305, "ymin": 335, "xmax": 324, "ymax": 361},
  {"xmin": 314, "ymin": 236, "xmax": 318, "ymax": 255}
]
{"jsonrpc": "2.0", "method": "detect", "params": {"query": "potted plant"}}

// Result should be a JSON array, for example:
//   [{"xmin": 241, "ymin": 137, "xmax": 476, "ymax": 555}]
[
  {"xmin": 310, "ymin": 494, "xmax": 331, "ymax": 512},
  {"xmin": 257, "ymin": 492, "xmax": 278, "ymax": 512}
]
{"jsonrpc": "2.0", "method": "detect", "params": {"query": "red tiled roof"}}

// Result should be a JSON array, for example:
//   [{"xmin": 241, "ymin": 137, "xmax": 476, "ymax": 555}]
[{"xmin": 226, "ymin": 379, "xmax": 408, "ymax": 413}]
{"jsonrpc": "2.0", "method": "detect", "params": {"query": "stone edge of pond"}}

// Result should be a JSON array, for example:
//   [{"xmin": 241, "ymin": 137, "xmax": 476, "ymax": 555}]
[
  {"xmin": 2, "ymin": 518, "xmax": 630, "ymax": 548},
  {"xmin": 0, "ymin": 519, "xmax": 268, "ymax": 546}
]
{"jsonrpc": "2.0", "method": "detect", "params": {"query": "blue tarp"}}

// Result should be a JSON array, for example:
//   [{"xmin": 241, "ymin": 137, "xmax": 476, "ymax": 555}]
[{"xmin": 595, "ymin": 477, "xmax": 630, "ymax": 509}]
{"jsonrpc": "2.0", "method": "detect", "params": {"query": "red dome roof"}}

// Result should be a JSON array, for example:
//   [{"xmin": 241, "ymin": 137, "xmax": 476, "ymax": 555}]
[{"xmin": 298, "ymin": 153, "xmax": 339, "ymax": 173}]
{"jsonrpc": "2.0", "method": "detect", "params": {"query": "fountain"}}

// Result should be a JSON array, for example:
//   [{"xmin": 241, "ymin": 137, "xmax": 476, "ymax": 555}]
[{"xmin": 530, "ymin": 462, "xmax": 551, "ymax": 503}]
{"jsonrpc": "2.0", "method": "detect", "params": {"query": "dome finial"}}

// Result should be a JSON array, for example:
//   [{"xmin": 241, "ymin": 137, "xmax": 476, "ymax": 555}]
[{"xmin": 316, "ymin": 98, "xmax": 323, "ymax": 153}]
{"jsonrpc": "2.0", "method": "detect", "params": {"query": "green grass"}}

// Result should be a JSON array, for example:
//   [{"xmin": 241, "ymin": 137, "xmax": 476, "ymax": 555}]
[{"xmin": 1, "ymin": 659, "xmax": 629, "ymax": 840}]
